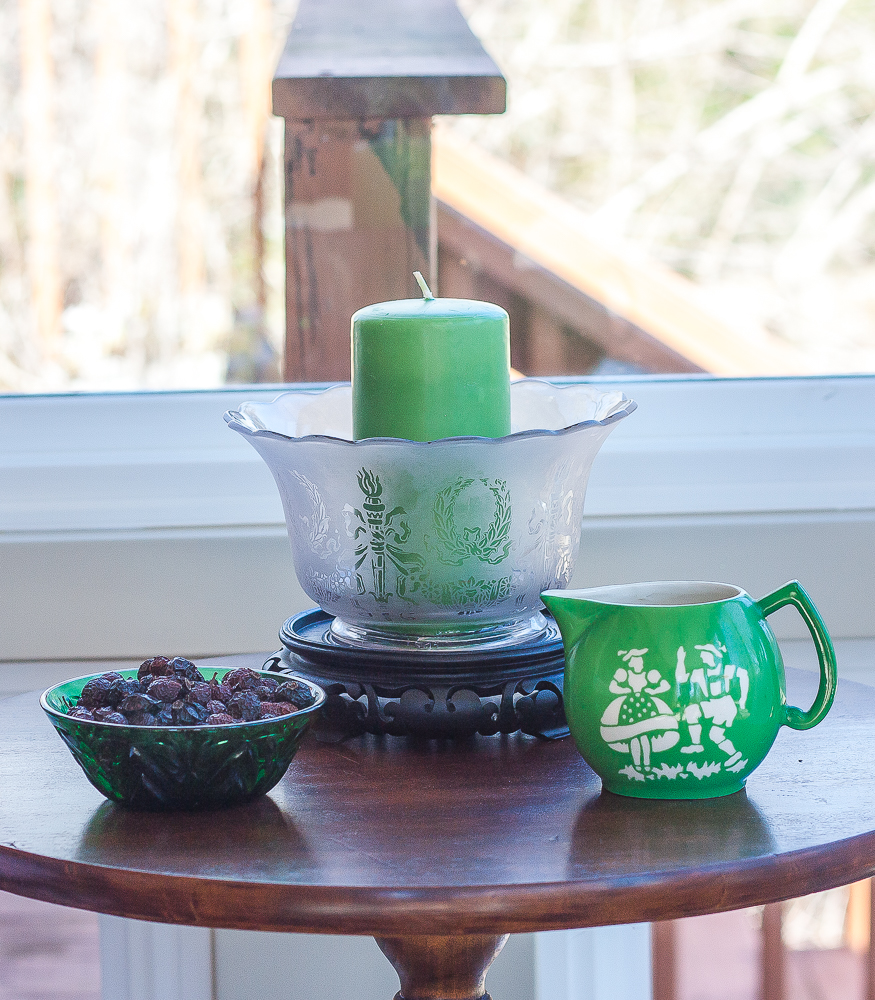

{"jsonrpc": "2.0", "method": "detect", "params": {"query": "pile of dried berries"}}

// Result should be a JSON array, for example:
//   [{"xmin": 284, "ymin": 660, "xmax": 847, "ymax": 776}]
[{"xmin": 67, "ymin": 658, "xmax": 316, "ymax": 726}]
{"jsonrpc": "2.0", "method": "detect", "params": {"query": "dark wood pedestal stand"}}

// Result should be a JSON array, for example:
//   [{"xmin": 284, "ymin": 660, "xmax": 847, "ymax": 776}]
[{"xmin": 1, "ymin": 669, "xmax": 875, "ymax": 1000}]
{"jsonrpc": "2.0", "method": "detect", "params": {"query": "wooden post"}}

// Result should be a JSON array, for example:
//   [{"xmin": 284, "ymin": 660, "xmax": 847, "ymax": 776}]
[
  {"xmin": 167, "ymin": 0, "xmax": 204, "ymax": 298},
  {"xmin": 760, "ymin": 902, "xmax": 785, "ymax": 1000},
  {"xmin": 94, "ymin": 0, "xmax": 127, "ymax": 339},
  {"xmin": 19, "ymin": 0, "xmax": 61, "ymax": 349},
  {"xmin": 651, "ymin": 920, "xmax": 677, "ymax": 1000},
  {"xmin": 867, "ymin": 879, "xmax": 875, "ymax": 1000},
  {"xmin": 239, "ymin": 0, "xmax": 272, "ymax": 319},
  {"xmin": 845, "ymin": 877, "xmax": 870, "ymax": 956},
  {"xmin": 272, "ymin": 0, "xmax": 505, "ymax": 383}
]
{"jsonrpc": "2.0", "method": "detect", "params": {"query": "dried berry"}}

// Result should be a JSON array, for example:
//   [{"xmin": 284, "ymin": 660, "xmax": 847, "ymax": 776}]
[
  {"xmin": 205, "ymin": 713, "xmax": 234, "ymax": 725},
  {"xmin": 147, "ymin": 677, "xmax": 183, "ymax": 703},
  {"xmin": 108, "ymin": 678, "xmax": 139, "ymax": 705},
  {"xmin": 210, "ymin": 681, "xmax": 233, "ymax": 703},
  {"xmin": 228, "ymin": 690, "xmax": 261, "ymax": 721},
  {"xmin": 225, "ymin": 667, "xmax": 260, "ymax": 692},
  {"xmin": 79, "ymin": 677, "xmax": 114, "ymax": 709},
  {"xmin": 275, "ymin": 680, "xmax": 316, "ymax": 709},
  {"xmin": 125, "ymin": 711, "xmax": 155, "ymax": 726},
  {"xmin": 259, "ymin": 702, "xmax": 294, "ymax": 719},
  {"xmin": 174, "ymin": 701, "xmax": 209, "ymax": 725},
  {"xmin": 68, "ymin": 661, "xmax": 311, "ymax": 728},
  {"xmin": 119, "ymin": 693, "xmax": 161, "ymax": 714},
  {"xmin": 138, "ymin": 656, "xmax": 172, "ymax": 679},
  {"xmin": 187, "ymin": 682, "xmax": 212, "ymax": 705},
  {"xmin": 170, "ymin": 657, "xmax": 205, "ymax": 683}
]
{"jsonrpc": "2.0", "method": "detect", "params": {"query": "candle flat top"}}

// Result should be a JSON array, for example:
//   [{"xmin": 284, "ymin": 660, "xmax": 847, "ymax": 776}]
[{"xmin": 352, "ymin": 297, "xmax": 508, "ymax": 321}]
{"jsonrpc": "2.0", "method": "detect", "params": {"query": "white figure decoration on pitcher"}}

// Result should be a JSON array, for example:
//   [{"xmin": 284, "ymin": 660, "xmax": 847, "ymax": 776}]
[
  {"xmin": 675, "ymin": 642, "xmax": 750, "ymax": 771},
  {"xmin": 599, "ymin": 649, "xmax": 680, "ymax": 776}
]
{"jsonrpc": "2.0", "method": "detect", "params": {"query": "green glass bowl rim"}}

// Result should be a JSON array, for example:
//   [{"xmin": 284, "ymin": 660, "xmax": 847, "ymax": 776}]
[{"xmin": 40, "ymin": 666, "xmax": 326, "ymax": 732}]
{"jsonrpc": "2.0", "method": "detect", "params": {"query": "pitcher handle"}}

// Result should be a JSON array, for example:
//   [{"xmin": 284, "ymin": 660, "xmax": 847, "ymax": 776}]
[{"xmin": 757, "ymin": 580, "xmax": 837, "ymax": 731}]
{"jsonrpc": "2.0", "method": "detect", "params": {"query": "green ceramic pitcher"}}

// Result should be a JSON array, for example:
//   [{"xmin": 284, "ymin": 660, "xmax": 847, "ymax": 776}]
[{"xmin": 542, "ymin": 580, "xmax": 837, "ymax": 800}]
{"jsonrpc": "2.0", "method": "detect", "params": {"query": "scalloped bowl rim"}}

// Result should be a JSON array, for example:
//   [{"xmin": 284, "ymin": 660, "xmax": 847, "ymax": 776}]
[
  {"xmin": 40, "ymin": 667, "xmax": 326, "ymax": 732},
  {"xmin": 223, "ymin": 379, "xmax": 638, "ymax": 445}
]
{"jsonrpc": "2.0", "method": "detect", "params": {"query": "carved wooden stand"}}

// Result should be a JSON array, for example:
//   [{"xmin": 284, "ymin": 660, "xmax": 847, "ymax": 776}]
[
  {"xmin": 375, "ymin": 935, "xmax": 509, "ymax": 1000},
  {"xmin": 265, "ymin": 608, "xmax": 569, "ymax": 740}
]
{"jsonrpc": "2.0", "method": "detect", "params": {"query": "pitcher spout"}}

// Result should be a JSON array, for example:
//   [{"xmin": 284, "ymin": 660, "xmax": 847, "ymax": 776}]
[{"xmin": 541, "ymin": 590, "xmax": 604, "ymax": 650}]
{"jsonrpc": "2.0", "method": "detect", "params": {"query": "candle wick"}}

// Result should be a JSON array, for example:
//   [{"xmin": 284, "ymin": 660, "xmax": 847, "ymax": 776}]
[{"xmin": 413, "ymin": 271, "xmax": 434, "ymax": 300}]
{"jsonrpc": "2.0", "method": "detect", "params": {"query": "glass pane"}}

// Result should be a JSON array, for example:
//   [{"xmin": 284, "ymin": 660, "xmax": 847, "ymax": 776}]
[
  {"xmin": 450, "ymin": 0, "xmax": 875, "ymax": 378},
  {"xmin": 1, "ymin": 0, "xmax": 298, "ymax": 393},
  {"xmin": 3, "ymin": 0, "xmax": 874, "ymax": 390}
]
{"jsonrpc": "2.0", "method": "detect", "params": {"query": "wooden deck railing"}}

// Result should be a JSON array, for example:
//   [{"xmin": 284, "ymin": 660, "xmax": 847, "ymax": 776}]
[
  {"xmin": 432, "ymin": 127, "xmax": 813, "ymax": 378},
  {"xmin": 273, "ymin": 0, "xmax": 813, "ymax": 382},
  {"xmin": 653, "ymin": 881, "xmax": 875, "ymax": 1000}
]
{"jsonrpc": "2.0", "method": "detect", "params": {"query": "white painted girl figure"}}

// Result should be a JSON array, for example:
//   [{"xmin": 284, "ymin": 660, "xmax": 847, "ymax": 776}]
[{"xmin": 600, "ymin": 649, "xmax": 680, "ymax": 776}]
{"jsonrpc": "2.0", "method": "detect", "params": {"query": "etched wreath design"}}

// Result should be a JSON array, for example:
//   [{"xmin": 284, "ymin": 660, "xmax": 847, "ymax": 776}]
[
  {"xmin": 431, "ymin": 477, "xmax": 512, "ymax": 566},
  {"xmin": 293, "ymin": 472, "xmax": 339, "ymax": 558}
]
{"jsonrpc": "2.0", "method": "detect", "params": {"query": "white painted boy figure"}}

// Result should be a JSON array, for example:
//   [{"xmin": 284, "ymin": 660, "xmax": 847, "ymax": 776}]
[
  {"xmin": 600, "ymin": 648, "xmax": 679, "ymax": 775},
  {"xmin": 675, "ymin": 642, "xmax": 750, "ymax": 769}
]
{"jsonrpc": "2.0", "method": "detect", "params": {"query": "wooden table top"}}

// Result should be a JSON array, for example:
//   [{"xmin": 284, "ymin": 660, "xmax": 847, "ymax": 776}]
[{"xmin": 1, "ymin": 669, "xmax": 874, "ymax": 937}]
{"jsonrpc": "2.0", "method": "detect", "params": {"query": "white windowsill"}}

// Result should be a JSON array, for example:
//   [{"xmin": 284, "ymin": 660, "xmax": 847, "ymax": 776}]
[{"xmin": 2, "ymin": 374, "xmax": 873, "ymax": 660}]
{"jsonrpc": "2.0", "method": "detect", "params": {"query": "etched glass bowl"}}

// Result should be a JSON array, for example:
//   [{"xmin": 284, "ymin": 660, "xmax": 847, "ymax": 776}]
[
  {"xmin": 41, "ymin": 668, "xmax": 325, "ymax": 811},
  {"xmin": 225, "ymin": 379, "xmax": 636, "ymax": 651}
]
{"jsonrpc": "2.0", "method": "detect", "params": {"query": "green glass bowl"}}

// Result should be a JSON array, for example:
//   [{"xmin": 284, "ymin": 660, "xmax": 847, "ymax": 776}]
[{"xmin": 40, "ymin": 667, "xmax": 325, "ymax": 811}]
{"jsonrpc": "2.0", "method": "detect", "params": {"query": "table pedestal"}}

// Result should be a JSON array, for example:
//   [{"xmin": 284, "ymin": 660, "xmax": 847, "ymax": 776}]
[{"xmin": 375, "ymin": 935, "xmax": 509, "ymax": 1000}]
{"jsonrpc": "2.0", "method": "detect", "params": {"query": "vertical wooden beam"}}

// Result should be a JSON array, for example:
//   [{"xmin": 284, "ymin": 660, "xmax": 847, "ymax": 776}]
[
  {"xmin": 524, "ymin": 307, "xmax": 567, "ymax": 377},
  {"xmin": 437, "ymin": 245, "xmax": 476, "ymax": 300},
  {"xmin": 272, "ymin": 0, "xmax": 505, "ymax": 383},
  {"xmin": 19, "ymin": 0, "xmax": 61, "ymax": 349},
  {"xmin": 239, "ymin": 0, "xmax": 272, "ymax": 318},
  {"xmin": 760, "ymin": 903, "xmax": 785, "ymax": 1000},
  {"xmin": 867, "ymin": 879, "xmax": 875, "ymax": 1000},
  {"xmin": 651, "ymin": 920, "xmax": 676, "ymax": 1000},
  {"xmin": 845, "ymin": 878, "xmax": 870, "ymax": 955},
  {"xmin": 283, "ymin": 117, "xmax": 431, "ymax": 382},
  {"xmin": 524, "ymin": 306, "xmax": 605, "ymax": 377},
  {"xmin": 94, "ymin": 0, "xmax": 127, "ymax": 339},
  {"xmin": 167, "ymin": 0, "xmax": 204, "ymax": 298},
  {"xmin": 469, "ymin": 273, "xmax": 529, "ymax": 376}
]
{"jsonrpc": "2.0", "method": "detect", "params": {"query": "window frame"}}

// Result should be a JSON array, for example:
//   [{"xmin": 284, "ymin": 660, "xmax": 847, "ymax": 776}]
[{"xmin": 2, "ymin": 373, "xmax": 873, "ymax": 661}]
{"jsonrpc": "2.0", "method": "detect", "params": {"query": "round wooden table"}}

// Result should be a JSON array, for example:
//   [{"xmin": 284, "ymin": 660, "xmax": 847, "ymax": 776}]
[{"xmin": 1, "ymin": 668, "xmax": 874, "ymax": 1000}]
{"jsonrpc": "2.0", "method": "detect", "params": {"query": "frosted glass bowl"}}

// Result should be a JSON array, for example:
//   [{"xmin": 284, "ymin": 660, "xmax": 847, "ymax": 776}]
[{"xmin": 225, "ymin": 379, "xmax": 635, "ymax": 651}]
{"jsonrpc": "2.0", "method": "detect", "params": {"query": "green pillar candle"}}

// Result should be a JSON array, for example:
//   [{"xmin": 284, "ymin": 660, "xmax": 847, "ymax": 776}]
[{"xmin": 352, "ymin": 273, "xmax": 512, "ymax": 441}]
